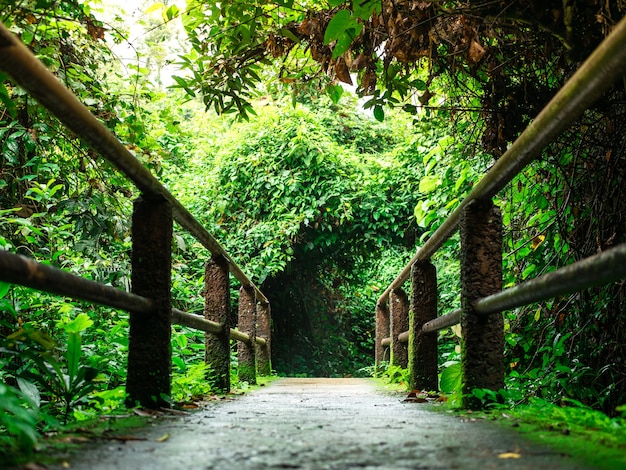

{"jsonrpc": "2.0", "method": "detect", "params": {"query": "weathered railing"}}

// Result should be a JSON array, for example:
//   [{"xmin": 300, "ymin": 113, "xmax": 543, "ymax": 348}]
[
  {"xmin": 0, "ymin": 23, "xmax": 271, "ymax": 407},
  {"xmin": 376, "ymin": 15, "xmax": 626, "ymax": 404}
]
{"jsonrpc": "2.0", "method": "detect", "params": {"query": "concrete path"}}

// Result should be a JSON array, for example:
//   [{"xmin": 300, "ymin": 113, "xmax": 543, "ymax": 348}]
[{"xmin": 54, "ymin": 378, "xmax": 591, "ymax": 469}]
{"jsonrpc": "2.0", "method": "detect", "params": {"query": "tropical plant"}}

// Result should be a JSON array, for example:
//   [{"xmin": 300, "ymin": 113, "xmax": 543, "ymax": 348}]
[{"xmin": 5, "ymin": 314, "xmax": 99, "ymax": 424}]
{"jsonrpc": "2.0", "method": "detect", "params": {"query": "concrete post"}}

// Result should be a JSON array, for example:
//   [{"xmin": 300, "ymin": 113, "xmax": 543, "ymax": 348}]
[
  {"xmin": 127, "ymin": 196, "xmax": 172, "ymax": 408},
  {"xmin": 237, "ymin": 285, "xmax": 257, "ymax": 384},
  {"xmin": 375, "ymin": 302, "xmax": 390, "ymax": 374},
  {"xmin": 408, "ymin": 260, "xmax": 438, "ymax": 391},
  {"xmin": 204, "ymin": 255, "xmax": 231, "ymax": 392},
  {"xmin": 460, "ymin": 200, "xmax": 504, "ymax": 407},
  {"xmin": 256, "ymin": 301, "xmax": 272, "ymax": 376},
  {"xmin": 390, "ymin": 288, "xmax": 409, "ymax": 368}
]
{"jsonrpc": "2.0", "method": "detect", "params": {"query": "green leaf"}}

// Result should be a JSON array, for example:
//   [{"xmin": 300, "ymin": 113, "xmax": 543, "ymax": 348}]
[
  {"xmin": 332, "ymin": 28, "xmax": 360, "ymax": 58},
  {"xmin": 352, "ymin": 0, "xmax": 381, "ymax": 20},
  {"xmin": 419, "ymin": 175, "xmax": 440, "ymax": 193},
  {"xmin": 279, "ymin": 27, "xmax": 300, "ymax": 43},
  {"xmin": 324, "ymin": 10, "xmax": 353, "ymax": 45},
  {"xmin": 326, "ymin": 84, "xmax": 344, "ymax": 104},
  {"xmin": 170, "ymin": 75, "xmax": 196, "ymax": 97},
  {"xmin": 16, "ymin": 378, "xmax": 41, "ymax": 409},
  {"xmin": 373, "ymin": 104, "xmax": 384, "ymax": 122},
  {"xmin": 64, "ymin": 313, "xmax": 93, "ymax": 334},
  {"xmin": 164, "ymin": 5, "xmax": 180, "ymax": 21},
  {"xmin": 0, "ymin": 281, "xmax": 10, "ymax": 298},
  {"xmin": 328, "ymin": 0, "xmax": 345, "ymax": 6},
  {"xmin": 144, "ymin": 2, "xmax": 165, "ymax": 14},
  {"xmin": 439, "ymin": 362, "xmax": 462, "ymax": 393},
  {"xmin": 66, "ymin": 332, "xmax": 82, "ymax": 381}
]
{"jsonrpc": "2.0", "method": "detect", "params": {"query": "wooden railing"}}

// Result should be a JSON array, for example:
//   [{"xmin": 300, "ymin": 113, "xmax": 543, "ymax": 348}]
[
  {"xmin": 0, "ymin": 23, "xmax": 271, "ymax": 408},
  {"xmin": 375, "ymin": 15, "xmax": 626, "ymax": 404}
]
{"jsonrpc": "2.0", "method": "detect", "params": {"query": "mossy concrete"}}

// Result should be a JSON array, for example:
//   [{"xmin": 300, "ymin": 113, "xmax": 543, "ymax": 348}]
[{"xmin": 48, "ymin": 378, "xmax": 591, "ymax": 469}]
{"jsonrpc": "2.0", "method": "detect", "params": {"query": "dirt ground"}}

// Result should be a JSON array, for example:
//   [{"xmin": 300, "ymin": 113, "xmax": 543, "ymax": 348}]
[{"xmin": 51, "ymin": 378, "xmax": 591, "ymax": 469}]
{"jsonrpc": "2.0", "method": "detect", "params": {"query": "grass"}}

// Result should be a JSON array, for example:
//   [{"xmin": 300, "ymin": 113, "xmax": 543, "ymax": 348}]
[
  {"xmin": 490, "ymin": 399, "xmax": 626, "ymax": 469},
  {"xmin": 374, "ymin": 367, "xmax": 626, "ymax": 468},
  {"xmin": 435, "ymin": 397, "xmax": 626, "ymax": 469}
]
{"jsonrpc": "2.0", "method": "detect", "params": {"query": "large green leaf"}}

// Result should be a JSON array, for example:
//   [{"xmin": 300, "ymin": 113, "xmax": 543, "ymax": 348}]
[
  {"xmin": 66, "ymin": 332, "xmax": 82, "ymax": 383},
  {"xmin": 439, "ymin": 362, "xmax": 462, "ymax": 393},
  {"xmin": 64, "ymin": 313, "xmax": 93, "ymax": 334},
  {"xmin": 324, "ymin": 9, "xmax": 353, "ymax": 45},
  {"xmin": 418, "ymin": 175, "xmax": 441, "ymax": 194}
]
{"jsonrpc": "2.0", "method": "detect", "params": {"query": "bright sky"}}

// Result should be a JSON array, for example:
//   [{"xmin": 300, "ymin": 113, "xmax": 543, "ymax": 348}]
[{"xmin": 97, "ymin": 0, "xmax": 187, "ymax": 85}]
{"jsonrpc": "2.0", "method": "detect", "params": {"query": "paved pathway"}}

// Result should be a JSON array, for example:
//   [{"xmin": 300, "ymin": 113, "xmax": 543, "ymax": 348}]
[{"xmin": 54, "ymin": 378, "xmax": 591, "ymax": 469}]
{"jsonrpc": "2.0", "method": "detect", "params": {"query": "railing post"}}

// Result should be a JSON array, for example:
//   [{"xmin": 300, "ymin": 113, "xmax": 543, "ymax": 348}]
[
  {"xmin": 390, "ymin": 288, "xmax": 409, "ymax": 368},
  {"xmin": 460, "ymin": 200, "xmax": 504, "ymax": 406},
  {"xmin": 375, "ymin": 302, "xmax": 390, "ymax": 374},
  {"xmin": 126, "ymin": 196, "xmax": 172, "ymax": 408},
  {"xmin": 256, "ymin": 301, "xmax": 272, "ymax": 376},
  {"xmin": 204, "ymin": 255, "xmax": 231, "ymax": 392},
  {"xmin": 237, "ymin": 285, "xmax": 257, "ymax": 384},
  {"xmin": 408, "ymin": 260, "xmax": 438, "ymax": 391}
]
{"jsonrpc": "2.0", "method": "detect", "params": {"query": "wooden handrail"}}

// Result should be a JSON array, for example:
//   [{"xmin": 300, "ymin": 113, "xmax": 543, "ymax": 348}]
[
  {"xmin": 0, "ymin": 251, "xmax": 154, "ymax": 314},
  {"xmin": 172, "ymin": 309, "xmax": 266, "ymax": 346},
  {"xmin": 0, "ymin": 22, "xmax": 268, "ymax": 305}
]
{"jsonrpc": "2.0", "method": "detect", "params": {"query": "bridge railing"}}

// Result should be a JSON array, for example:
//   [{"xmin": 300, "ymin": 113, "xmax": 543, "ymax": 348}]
[
  {"xmin": 376, "ymin": 15, "xmax": 626, "ymax": 404},
  {"xmin": 0, "ymin": 22, "xmax": 270, "ymax": 407}
]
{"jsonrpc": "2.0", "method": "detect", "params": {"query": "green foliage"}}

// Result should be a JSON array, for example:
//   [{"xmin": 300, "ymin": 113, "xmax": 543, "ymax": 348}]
[
  {"xmin": 4, "ymin": 314, "xmax": 99, "ymax": 424},
  {"xmin": 381, "ymin": 364, "xmax": 409, "ymax": 387},
  {"xmin": 0, "ymin": 382, "xmax": 39, "ymax": 457},
  {"xmin": 500, "ymin": 398, "xmax": 626, "ymax": 469},
  {"xmin": 439, "ymin": 361, "xmax": 462, "ymax": 394},
  {"xmin": 172, "ymin": 363, "xmax": 212, "ymax": 402}
]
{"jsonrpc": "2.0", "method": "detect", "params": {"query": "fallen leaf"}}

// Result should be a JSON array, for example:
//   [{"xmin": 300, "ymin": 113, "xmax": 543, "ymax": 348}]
[
  {"xmin": 109, "ymin": 435, "xmax": 147, "ymax": 442},
  {"xmin": 404, "ymin": 396, "xmax": 428, "ymax": 403},
  {"xmin": 156, "ymin": 433, "xmax": 170, "ymax": 442},
  {"xmin": 498, "ymin": 452, "xmax": 522, "ymax": 459}
]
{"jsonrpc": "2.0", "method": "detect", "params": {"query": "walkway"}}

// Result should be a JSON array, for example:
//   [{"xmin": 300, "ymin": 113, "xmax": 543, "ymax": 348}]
[{"xmin": 54, "ymin": 378, "xmax": 589, "ymax": 469}]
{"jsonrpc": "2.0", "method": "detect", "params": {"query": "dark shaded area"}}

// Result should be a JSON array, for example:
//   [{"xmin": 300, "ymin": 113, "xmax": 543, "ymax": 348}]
[{"xmin": 262, "ymin": 259, "xmax": 367, "ymax": 377}]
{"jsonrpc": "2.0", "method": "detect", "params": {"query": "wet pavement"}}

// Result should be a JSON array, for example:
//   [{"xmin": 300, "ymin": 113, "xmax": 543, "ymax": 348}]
[{"xmin": 53, "ymin": 378, "xmax": 591, "ymax": 469}]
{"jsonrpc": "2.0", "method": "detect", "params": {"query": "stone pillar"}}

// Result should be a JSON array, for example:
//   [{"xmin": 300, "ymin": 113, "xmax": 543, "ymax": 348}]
[
  {"xmin": 390, "ymin": 288, "xmax": 409, "ymax": 368},
  {"xmin": 375, "ymin": 302, "xmax": 390, "ymax": 374},
  {"xmin": 237, "ymin": 285, "xmax": 257, "ymax": 384},
  {"xmin": 204, "ymin": 255, "xmax": 231, "ymax": 392},
  {"xmin": 127, "ymin": 196, "xmax": 172, "ymax": 408},
  {"xmin": 409, "ymin": 260, "xmax": 438, "ymax": 391},
  {"xmin": 460, "ymin": 200, "xmax": 504, "ymax": 407},
  {"xmin": 256, "ymin": 301, "xmax": 272, "ymax": 376}
]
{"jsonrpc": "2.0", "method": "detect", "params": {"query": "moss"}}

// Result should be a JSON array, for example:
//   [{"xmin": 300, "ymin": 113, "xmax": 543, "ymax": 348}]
[{"xmin": 446, "ymin": 398, "xmax": 626, "ymax": 470}]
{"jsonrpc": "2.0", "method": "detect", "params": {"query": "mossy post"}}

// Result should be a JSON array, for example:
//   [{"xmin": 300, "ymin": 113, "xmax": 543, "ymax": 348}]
[
  {"xmin": 390, "ymin": 288, "xmax": 409, "ymax": 368},
  {"xmin": 460, "ymin": 200, "xmax": 504, "ymax": 407},
  {"xmin": 256, "ymin": 301, "xmax": 271, "ymax": 376},
  {"xmin": 204, "ymin": 255, "xmax": 231, "ymax": 392},
  {"xmin": 375, "ymin": 302, "xmax": 390, "ymax": 375},
  {"xmin": 127, "ymin": 196, "xmax": 172, "ymax": 408},
  {"xmin": 238, "ymin": 285, "xmax": 257, "ymax": 384},
  {"xmin": 408, "ymin": 260, "xmax": 438, "ymax": 391}
]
